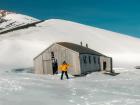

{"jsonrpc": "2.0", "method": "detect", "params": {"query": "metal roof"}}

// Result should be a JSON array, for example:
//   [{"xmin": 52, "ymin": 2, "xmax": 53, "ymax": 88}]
[
  {"xmin": 57, "ymin": 42, "xmax": 106, "ymax": 56},
  {"xmin": 34, "ymin": 42, "xmax": 109, "ymax": 60}
]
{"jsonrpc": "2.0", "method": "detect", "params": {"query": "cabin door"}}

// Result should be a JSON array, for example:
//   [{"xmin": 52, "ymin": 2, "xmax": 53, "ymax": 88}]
[
  {"xmin": 43, "ymin": 60, "xmax": 53, "ymax": 74},
  {"xmin": 103, "ymin": 61, "xmax": 107, "ymax": 70},
  {"xmin": 52, "ymin": 59, "xmax": 58, "ymax": 74}
]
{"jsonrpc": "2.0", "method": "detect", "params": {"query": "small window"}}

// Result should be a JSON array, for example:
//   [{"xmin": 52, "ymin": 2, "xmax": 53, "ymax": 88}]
[
  {"xmin": 98, "ymin": 58, "xmax": 100, "ymax": 64},
  {"xmin": 93, "ymin": 57, "xmax": 96, "ymax": 64},
  {"xmin": 83, "ymin": 56, "xmax": 87, "ymax": 64},
  {"xmin": 89, "ymin": 56, "xmax": 91, "ymax": 64},
  {"xmin": 51, "ymin": 52, "xmax": 54, "ymax": 58}
]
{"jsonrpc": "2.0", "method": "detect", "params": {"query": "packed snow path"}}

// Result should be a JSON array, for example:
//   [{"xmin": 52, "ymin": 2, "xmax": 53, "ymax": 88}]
[{"xmin": 0, "ymin": 69, "xmax": 140, "ymax": 105}]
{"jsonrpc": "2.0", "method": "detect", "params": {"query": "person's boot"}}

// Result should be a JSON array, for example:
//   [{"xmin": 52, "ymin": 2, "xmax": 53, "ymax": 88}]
[
  {"xmin": 61, "ymin": 72, "xmax": 64, "ymax": 80},
  {"xmin": 65, "ymin": 72, "xmax": 69, "ymax": 79}
]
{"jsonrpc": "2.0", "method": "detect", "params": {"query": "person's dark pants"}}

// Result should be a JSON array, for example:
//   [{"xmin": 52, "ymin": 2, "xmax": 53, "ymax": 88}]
[{"xmin": 61, "ymin": 71, "xmax": 69, "ymax": 80}]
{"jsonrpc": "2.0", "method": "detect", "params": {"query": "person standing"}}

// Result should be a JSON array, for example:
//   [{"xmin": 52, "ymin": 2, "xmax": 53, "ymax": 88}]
[
  {"xmin": 59, "ymin": 61, "xmax": 70, "ymax": 80},
  {"xmin": 52, "ymin": 59, "xmax": 58, "ymax": 74}
]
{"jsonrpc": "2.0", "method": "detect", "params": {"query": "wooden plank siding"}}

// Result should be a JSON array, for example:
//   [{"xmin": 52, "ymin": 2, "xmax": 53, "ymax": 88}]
[
  {"xmin": 100, "ymin": 56, "xmax": 112, "ymax": 72},
  {"xmin": 34, "ymin": 43, "xmax": 81, "ymax": 75},
  {"xmin": 34, "ymin": 55, "xmax": 44, "ymax": 74}
]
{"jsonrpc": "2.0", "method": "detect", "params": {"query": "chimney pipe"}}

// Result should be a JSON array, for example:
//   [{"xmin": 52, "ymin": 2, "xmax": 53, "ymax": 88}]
[
  {"xmin": 86, "ymin": 43, "xmax": 88, "ymax": 48},
  {"xmin": 80, "ymin": 41, "xmax": 83, "ymax": 46}
]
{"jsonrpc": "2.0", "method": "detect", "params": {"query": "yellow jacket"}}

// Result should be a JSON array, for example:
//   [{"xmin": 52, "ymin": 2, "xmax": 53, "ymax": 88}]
[{"xmin": 59, "ymin": 64, "xmax": 70, "ymax": 72}]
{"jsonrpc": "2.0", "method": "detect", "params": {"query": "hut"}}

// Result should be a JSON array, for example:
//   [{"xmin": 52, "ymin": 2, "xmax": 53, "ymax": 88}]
[{"xmin": 34, "ymin": 42, "xmax": 113, "ymax": 75}]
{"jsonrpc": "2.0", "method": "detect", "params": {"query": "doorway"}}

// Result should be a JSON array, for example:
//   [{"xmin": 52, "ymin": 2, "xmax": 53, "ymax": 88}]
[
  {"xmin": 51, "ymin": 51, "xmax": 58, "ymax": 74},
  {"xmin": 103, "ymin": 61, "xmax": 107, "ymax": 70},
  {"xmin": 52, "ymin": 59, "xmax": 58, "ymax": 74}
]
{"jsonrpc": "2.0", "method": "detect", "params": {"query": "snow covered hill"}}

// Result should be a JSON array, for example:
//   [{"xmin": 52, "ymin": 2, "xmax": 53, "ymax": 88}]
[
  {"xmin": 1, "ymin": 17, "xmax": 140, "ymax": 70},
  {"xmin": 0, "ymin": 10, "xmax": 39, "ymax": 33}
]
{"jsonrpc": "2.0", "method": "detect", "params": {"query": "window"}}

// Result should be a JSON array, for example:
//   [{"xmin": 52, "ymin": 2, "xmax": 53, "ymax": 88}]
[
  {"xmin": 51, "ymin": 52, "xmax": 54, "ymax": 59},
  {"xmin": 83, "ymin": 56, "xmax": 87, "ymax": 64},
  {"xmin": 98, "ymin": 58, "xmax": 100, "ymax": 64},
  {"xmin": 89, "ymin": 56, "xmax": 91, "ymax": 64},
  {"xmin": 51, "ymin": 52, "xmax": 54, "ymax": 57},
  {"xmin": 93, "ymin": 57, "xmax": 96, "ymax": 64}
]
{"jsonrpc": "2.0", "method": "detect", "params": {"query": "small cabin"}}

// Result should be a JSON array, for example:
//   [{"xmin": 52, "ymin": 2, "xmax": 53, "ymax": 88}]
[{"xmin": 34, "ymin": 42, "xmax": 113, "ymax": 76}]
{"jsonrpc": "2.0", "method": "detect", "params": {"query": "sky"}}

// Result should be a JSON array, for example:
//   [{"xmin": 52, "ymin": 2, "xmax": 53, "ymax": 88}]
[{"xmin": 1, "ymin": 0, "xmax": 140, "ymax": 38}]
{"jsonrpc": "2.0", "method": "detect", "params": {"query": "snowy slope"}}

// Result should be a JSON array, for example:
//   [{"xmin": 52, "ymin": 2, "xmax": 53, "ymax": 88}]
[
  {"xmin": 0, "ymin": 69, "xmax": 140, "ymax": 105},
  {"xmin": 1, "ymin": 19, "xmax": 140, "ymax": 70},
  {"xmin": 0, "ymin": 10, "xmax": 39, "ymax": 33}
]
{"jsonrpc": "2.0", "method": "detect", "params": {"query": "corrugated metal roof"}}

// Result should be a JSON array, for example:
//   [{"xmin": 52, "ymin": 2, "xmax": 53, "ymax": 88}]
[{"xmin": 57, "ymin": 42, "xmax": 106, "ymax": 56}]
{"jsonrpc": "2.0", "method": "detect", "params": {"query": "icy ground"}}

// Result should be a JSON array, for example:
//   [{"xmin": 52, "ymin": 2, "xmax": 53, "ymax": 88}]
[{"xmin": 0, "ymin": 69, "xmax": 140, "ymax": 105}]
